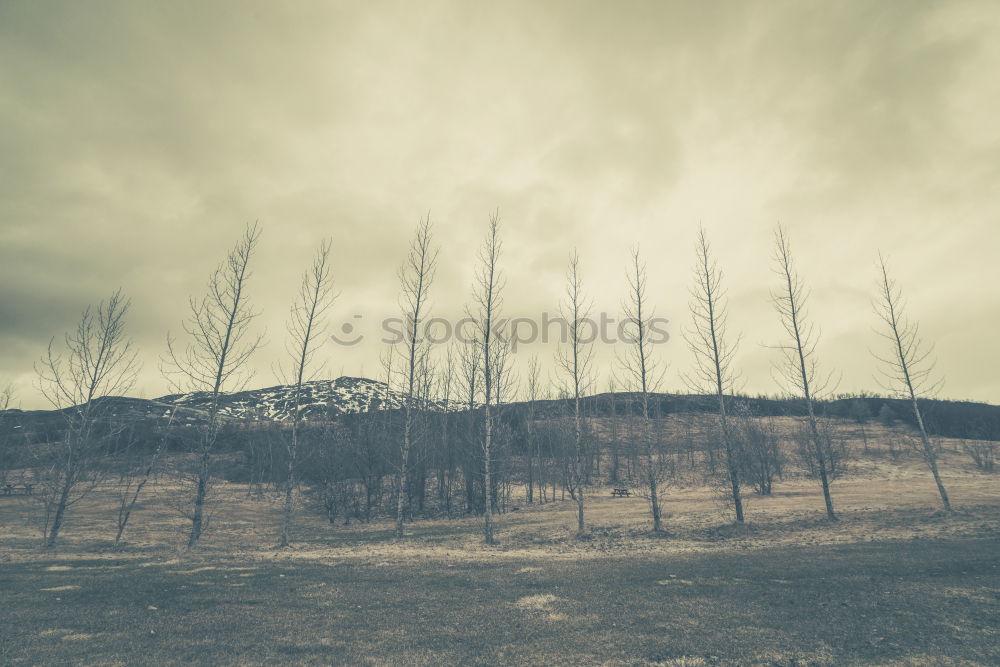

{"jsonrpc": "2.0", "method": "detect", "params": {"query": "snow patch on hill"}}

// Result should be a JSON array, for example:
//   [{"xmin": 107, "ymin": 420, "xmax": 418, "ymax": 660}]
[{"xmin": 158, "ymin": 376, "xmax": 414, "ymax": 422}]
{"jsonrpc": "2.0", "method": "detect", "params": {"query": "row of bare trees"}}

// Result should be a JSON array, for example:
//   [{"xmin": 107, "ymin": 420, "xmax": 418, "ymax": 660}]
[
  {"xmin": 0, "ymin": 218, "xmax": 967, "ymax": 548},
  {"xmin": 380, "ymin": 217, "xmax": 956, "ymax": 542}
]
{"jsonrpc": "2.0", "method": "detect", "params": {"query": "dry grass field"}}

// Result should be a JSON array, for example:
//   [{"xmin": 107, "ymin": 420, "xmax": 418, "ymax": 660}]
[{"xmin": 1, "ymin": 435, "xmax": 998, "ymax": 666}]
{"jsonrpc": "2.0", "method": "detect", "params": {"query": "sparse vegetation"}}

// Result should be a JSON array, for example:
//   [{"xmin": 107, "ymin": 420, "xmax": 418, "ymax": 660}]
[
  {"xmin": 963, "ymin": 440, "xmax": 996, "ymax": 472},
  {"xmin": 1, "ymin": 437, "xmax": 998, "ymax": 665}
]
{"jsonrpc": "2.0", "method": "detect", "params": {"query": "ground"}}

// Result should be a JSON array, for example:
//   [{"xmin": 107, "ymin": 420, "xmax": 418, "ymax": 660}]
[{"xmin": 1, "ymin": 446, "xmax": 998, "ymax": 665}]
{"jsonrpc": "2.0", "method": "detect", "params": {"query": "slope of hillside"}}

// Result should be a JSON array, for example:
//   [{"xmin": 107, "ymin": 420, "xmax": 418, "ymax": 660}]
[
  {"xmin": 158, "ymin": 376, "xmax": 407, "ymax": 422},
  {"xmin": 2, "ymin": 376, "xmax": 998, "ymax": 442},
  {"xmin": 0, "ymin": 377, "xmax": 409, "ymax": 436}
]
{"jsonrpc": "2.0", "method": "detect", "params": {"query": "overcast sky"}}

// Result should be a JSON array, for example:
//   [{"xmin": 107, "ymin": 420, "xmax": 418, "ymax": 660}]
[{"xmin": 2, "ymin": 0, "xmax": 998, "ymax": 409}]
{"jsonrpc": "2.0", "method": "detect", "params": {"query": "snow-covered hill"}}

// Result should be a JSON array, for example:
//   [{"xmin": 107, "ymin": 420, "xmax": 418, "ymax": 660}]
[
  {"xmin": 0, "ymin": 377, "xmax": 457, "ymax": 436},
  {"xmin": 157, "ymin": 376, "xmax": 411, "ymax": 422}
]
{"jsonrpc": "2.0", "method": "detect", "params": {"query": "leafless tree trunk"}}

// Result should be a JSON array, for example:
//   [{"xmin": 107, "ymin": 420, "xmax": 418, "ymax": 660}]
[
  {"xmin": 164, "ymin": 222, "xmax": 263, "ymax": 547},
  {"xmin": 409, "ymin": 349, "xmax": 436, "ymax": 515},
  {"xmin": 457, "ymin": 335, "xmax": 481, "ymax": 514},
  {"xmin": 771, "ymin": 226, "xmax": 837, "ymax": 521},
  {"xmin": 393, "ymin": 216, "xmax": 438, "ymax": 539},
  {"xmin": 525, "ymin": 356, "xmax": 541, "ymax": 504},
  {"xmin": 112, "ymin": 409, "xmax": 187, "ymax": 548},
  {"xmin": 279, "ymin": 239, "xmax": 336, "ymax": 547},
  {"xmin": 113, "ymin": 450, "xmax": 156, "ymax": 547},
  {"xmin": 36, "ymin": 290, "xmax": 139, "ymax": 547},
  {"xmin": 873, "ymin": 254, "xmax": 951, "ymax": 510},
  {"xmin": 491, "ymin": 320, "xmax": 517, "ymax": 514},
  {"xmin": 606, "ymin": 377, "xmax": 620, "ymax": 484},
  {"xmin": 556, "ymin": 251, "xmax": 593, "ymax": 536},
  {"xmin": 470, "ymin": 211, "xmax": 507, "ymax": 544},
  {"xmin": 685, "ymin": 227, "xmax": 745, "ymax": 523},
  {"xmin": 436, "ymin": 345, "xmax": 456, "ymax": 515},
  {"xmin": 620, "ymin": 247, "xmax": 667, "ymax": 531}
]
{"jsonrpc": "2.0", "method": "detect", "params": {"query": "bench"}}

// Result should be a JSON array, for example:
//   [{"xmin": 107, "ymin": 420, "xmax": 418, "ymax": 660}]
[
  {"xmin": 611, "ymin": 488, "xmax": 631, "ymax": 497},
  {"xmin": 2, "ymin": 484, "xmax": 33, "ymax": 496}
]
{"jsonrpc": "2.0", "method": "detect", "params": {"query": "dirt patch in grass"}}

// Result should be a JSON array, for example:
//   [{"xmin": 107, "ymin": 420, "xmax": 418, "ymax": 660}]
[{"xmin": 513, "ymin": 593, "xmax": 563, "ymax": 611}]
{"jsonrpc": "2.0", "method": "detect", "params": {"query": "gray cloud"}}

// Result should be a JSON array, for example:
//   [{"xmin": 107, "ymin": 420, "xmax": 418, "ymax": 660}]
[{"xmin": 1, "ymin": 0, "xmax": 998, "ymax": 407}]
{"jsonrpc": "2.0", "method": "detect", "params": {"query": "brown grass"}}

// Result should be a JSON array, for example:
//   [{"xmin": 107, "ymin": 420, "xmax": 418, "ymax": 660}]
[{"xmin": 0, "ymin": 430, "xmax": 997, "ymax": 665}]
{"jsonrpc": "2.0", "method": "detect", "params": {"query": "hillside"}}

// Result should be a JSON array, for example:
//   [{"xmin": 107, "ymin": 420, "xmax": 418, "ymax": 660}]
[
  {"xmin": 2, "ymin": 376, "xmax": 999, "ymax": 442},
  {"xmin": 0, "ymin": 377, "xmax": 407, "ymax": 436},
  {"xmin": 158, "ymin": 376, "xmax": 409, "ymax": 422}
]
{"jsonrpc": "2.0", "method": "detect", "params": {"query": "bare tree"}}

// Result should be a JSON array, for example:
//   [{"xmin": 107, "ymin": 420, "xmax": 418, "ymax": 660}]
[
  {"xmin": 470, "ymin": 211, "xmax": 505, "ymax": 543},
  {"xmin": 434, "ymin": 344, "xmax": 457, "ymax": 514},
  {"xmin": 962, "ymin": 439, "xmax": 995, "ymax": 472},
  {"xmin": 112, "ymin": 407, "xmax": 229, "ymax": 550},
  {"xmin": 848, "ymin": 399, "xmax": 873, "ymax": 454},
  {"xmin": 278, "ymin": 239, "xmax": 336, "ymax": 547},
  {"xmin": 164, "ymin": 222, "xmax": 263, "ymax": 546},
  {"xmin": 620, "ymin": 247, "xmax": 668, "ymax": 531},
  {"xmin": 393, "ymin": 216, "xmax": 438, "ymax": 538},
  {"xmin": 524, "ymin": 355, "xmax": 542, "ymax": 504},
  {"xmin": 873, "ymin": 254, "xmax": 951, "ymax": 510},
  {"xmin": 112, "ymin": 411, "xmax": 176, "ymax": 548},
  {"xmin": 556, "ymin": 251, "xmax": 593, "ymax": 536},
  {"xmin": 35, "ymin": 290, "xmax": 139, "ymax": 547},
  {"xmin": 685, "ymin": 227, "xmax": 745, "ymax": 523},
  {"xmin": 771, "ymin": 225, "xmax": 837, "ymax": 520},
  {"xmin": 0, "ymin": 382, "xmax": 13, "ymax": 413},
  {"xmin": 732, "ymin": 401, "xmax": 783, "ymax": 496},
  {"xmin": 0, "ymin": 382, "xmax": 16, "ymax": 486},
  {"xmin": 491, "ymin": 316, "xmax": 518, "ymax": 515},
  {"xmin": 408, "ymin": 346, "xmax": 436, "ymax": 515},
  {"xmin": 457, "ymin": 333, "xmax": 481, "ymax": 514}
]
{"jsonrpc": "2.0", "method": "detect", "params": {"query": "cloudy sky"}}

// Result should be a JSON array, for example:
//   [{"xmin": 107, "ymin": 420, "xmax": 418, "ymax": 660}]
[{"xmin": 2, "ymin": 0, "xmax": 998, "ymax": 409}]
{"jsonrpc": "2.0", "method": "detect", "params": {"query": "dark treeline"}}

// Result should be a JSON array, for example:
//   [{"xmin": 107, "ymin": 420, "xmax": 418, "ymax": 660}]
[
  {"xmin": 216, "ymin": 404, "xmax": 575, "ymax": 525},
  {"xmin": 4, "ymin": 385, "xmax": 996, "ymax": 535},
  {"xmin": 3, "ymin": 391, "xmax": 999, "ymax": 477},
  {"xmin": 5, "ymin": 391, "xmax": 999, "ymax": 466},
  {"xmin": 575, "ymin": 393, "xmax": 1000, "ymax": 442}
]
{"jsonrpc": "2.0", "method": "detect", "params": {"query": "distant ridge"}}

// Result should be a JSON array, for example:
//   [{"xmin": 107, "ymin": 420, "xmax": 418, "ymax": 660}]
[{"xmin": 2, "ymin": 377, "xmax": 998, "ymax": 441}]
